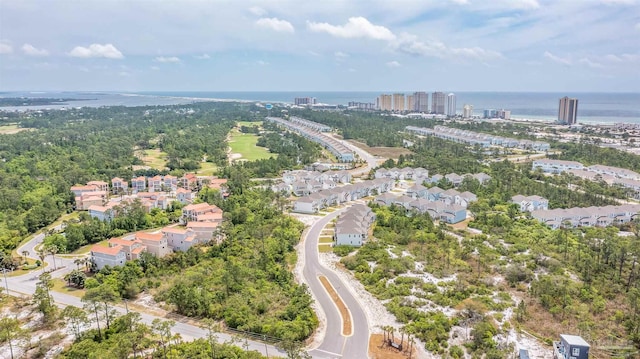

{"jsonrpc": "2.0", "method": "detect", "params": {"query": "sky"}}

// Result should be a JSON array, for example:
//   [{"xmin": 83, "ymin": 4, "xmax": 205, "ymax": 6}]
[{"xmin": 0, "ymin": 0, "xmax": 639, "ymax": 92}]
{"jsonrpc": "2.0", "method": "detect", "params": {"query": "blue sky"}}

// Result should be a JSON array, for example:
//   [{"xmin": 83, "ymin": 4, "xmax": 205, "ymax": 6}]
[{"xmin": 0, "ymin": 0, "xmax": 639, "ymax": 92}]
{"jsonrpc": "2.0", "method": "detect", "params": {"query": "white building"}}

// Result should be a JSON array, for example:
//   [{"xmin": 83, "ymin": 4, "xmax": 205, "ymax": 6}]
[
  {"xmin": 90, "ymin": 244, "xmax": 126, "ymax": 270},
  {"xmin": 532, "ymin": 159, "xmax": 584, "ymax": 174},
  {"xmin": 446, "ymin": 93, "xmax": 456, "ymax": 117}
]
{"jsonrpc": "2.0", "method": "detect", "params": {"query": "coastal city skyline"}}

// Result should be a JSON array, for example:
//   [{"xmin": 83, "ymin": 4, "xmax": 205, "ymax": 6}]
[{"xmin": 1, "ymin": 0, "xmax": 639, "ymax": 92}]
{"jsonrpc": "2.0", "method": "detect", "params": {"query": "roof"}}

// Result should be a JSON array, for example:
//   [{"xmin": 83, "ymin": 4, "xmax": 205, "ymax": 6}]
[
  {"xmin": 108, "ymin": 238, "xmax": 138, "ymax": 247},
  {"xmin": 87, "ymin": 180, "xmax": 108, "ymax": 186},
  {"xmin": 136, "ymin": 232, "xmax": 163, "ymax": 242},
  {"xmin": 187, "ymin": 221, "xmax": 219, "ymax": 228},
  {"xmin": 131, "ymin": 246, "xmax": 146, "ymax": 254},
  {"xmin": 197, "ymin": 212, "xmax": 223, "ymax": 221},
  {"xmin": 183, "ymin": 202, "xmax": 219, "ymax": 212},
  {"xmin": 162, "ymin": 227, "xmax": 189, "ymax": 234},
  {"xmin": 560, "ymin": 334, "xmax": 590, "ymax": 347},
  {"xmin": 91, "ymin": 244, "xmax": 123, "ymax": 256}
]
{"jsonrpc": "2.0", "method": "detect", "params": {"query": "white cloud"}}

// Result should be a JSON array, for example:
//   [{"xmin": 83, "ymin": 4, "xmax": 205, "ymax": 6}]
[
  {"xmin": 118, "ymin": 71, "xmax": 130, "ymax": 77},
  {"xmin": 348, "ymin": 68, "xmax": 356, "ymax": 72},
  {"xmin": 256, "ymin": 18, "xmax": 294, "ymax": 33},
  {"xmin": 248, "ymin": 6, "xmax": 267, "ymax": 16},
  {"xmin": 450, "ymin": 0, "xmax": 469, "ymax": 4},
  {"xmin": 0, "ymin": 41, "xmax": 13, "ymax": 54},
  {"xmin": 69, "ymin": 43, "xmax": 123, "ymax": 59},
  {"xmin": 257, "ymin": 60, "xmax": 269, "ymax": 66},
  {"xmin": 579, "ymin": 58, "xmax": 604, "ymax": 68},
  {"xmin": 307, "ymin": 50, "xmax": 320, "ymax": 57},
  {"xmin": 601, "ymin": 0, "xmax": 635, "ymax": 5},
  {"xmin": 194, "ymin": 54, "xmax": 210, "ymax": 60},
  {"xmin": 154, "ymin": 56, "xmax": 181, "ymax": 63},
  {"xmin": 450, "ymin": 46, "xmax": 503, "ymax": 61},
  {"xmin": 386, "ymin": 60, "xmax": 401, "ymax": 67},
  {"xmin": 334, "ymin": 51, "xmax": 349, "ymax": 58},
  {"xmin": 21, "ymin": 43, "xmax": 49, "ymax": 56},
  {"xmin": 307, "ymin": 17, "xmax": 396, "ymax": 41},
  {"xmin": 636, "ymin": 22, "xmax": 640, "ymax": 30},
  {"xmin": 150, "ymin": 66, "xmax": 160, "ymax": 70},
  {"xmin": 390, "ymin": 33, "xmax": 502, "ymax": 61},
  {"xmin": 543, "ymin": 51, "xmax": 571, "ymax": 65}
]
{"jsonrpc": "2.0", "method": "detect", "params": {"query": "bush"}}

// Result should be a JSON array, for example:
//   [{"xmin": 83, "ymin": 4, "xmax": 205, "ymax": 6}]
[{"xmin": 333, "ymin": 245, "xmax": 355, "ymax": 257}]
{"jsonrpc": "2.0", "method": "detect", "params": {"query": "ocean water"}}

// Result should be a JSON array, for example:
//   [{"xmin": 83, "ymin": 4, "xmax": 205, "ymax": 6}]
[{"xmin": 1, "ymin": 91, "xmax": 639, "ymax": 124}]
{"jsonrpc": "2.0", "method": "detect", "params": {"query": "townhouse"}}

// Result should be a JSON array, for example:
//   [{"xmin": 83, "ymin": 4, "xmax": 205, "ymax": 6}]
[
  {"xmin": 532, "ymin": 159, "xmax": 584, "ymax": 174},
  {"xmin": 375, "ymin": 192, "xmax": 468, "ymax": 224},
  {"xmin": 111, "ymin": 177, "xmax": 129, "ymax": 194},
  {"xmin": 181, "ymin": 202, "xmax": 222, "ymax": 223},
  {"xmin": 135, "ymin": 231, "xmax": 172, "ymax": 258},
  {"xmin": 292, "ymin": 178, "xmax": 396, "ymax": 214},
  {"xmin": 374, "ymin": 167, "xmax": 429, "ymax": 182},
  {"xmin": 334, "ymin": 204, "xmax": 376, "ymax": 246},
  {"xmin": 265, "ymin": 117, "xmax": 355, "ymax": 162},
  {"xmin": 531, "ymin": 204, "xmax": 640, "ymax": 229},
  {"xmin": 107, "ymin": 238, "xmax": 146, "ymax": 260},
  {"xmin": 511, "ymin": 195, "xmax": 549, "ymax": 212},
  {"xmin": 90, "ymin": 244, "xmax": 127, "ymax": 270},
  {"xmin": 131, "ymin": 176, "xmax": 147, "ymax": 193},
  {"xmin": 405, "ymin": 125, "xmax": 550, "ymax": 151}
]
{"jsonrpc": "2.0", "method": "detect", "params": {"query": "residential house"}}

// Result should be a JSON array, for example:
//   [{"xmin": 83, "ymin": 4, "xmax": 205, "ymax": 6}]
[
  {"xmin": 587, "ymin": 164, "xmax": 640, "ymax": 181},
  {"xmin": 427, "ymin": 186, "xmax": 444, "ymax": 202},
  {"xmin": 407, "ymin": 184, "xmax": 429, "ymax": 199},
  {"xmin": 186, "ymin": 221, "xmax": 221, "ymax": 244},
  {"xmin": 511, "ymin": 195, "xmax": 549, "ymax": 212},
  {"xmin": 111, "ymin": 177, "xmax": 128, "ymax": 194},
  {"xmin": 163, "ymin": 175, "xmax": 178, "ymax": 191},
  {"xmin": 162, "ymin": 227, "xmax": 196, "ymax": 252},
  {"xmin": 70, "ymin": 184, "xmax": 99, "ymax": 197},
  {"xmin": 532, "ymin": 159, "xmax": 584, "ymax": 174},
  {"xmin": 107, "ymin": 238, "xmax": 146, "ymax": 260},
  {"xmin": 87, "ymin": 181, "xmax": 109, "ymax": 192},
  {"xmin": 131, "ymin": 176, "xmax": 146, "ymax": 193},
  {"xmin": 181, "ymin": 202, "xmax": 221, "ymax": 223},
  {"xmin": 293, "ymin": 197, "xmax": 320, "ymax": 214},
  {"xmin": 334, "ymin": 204, "xmax": 375, "ymax": 246},
  {"xmin": 75, "ymin": 191, "xmax": 107, "ymax": 210},
  {"xmin": 553, "ymin": 334, "xmax": 590, "ymax": 359},
  {"xmin": 456, "ymin": 191, "xmax": 477, "ymax": 208},
  {"xmin": 180, "ymin": 173, "xmax": 198, "ymax": 190},
  {"xmin": 148, "ymin": 176, "xmax": 164, "ymax": 192},
  {"xmin": 444, "ymin": 173, "xmax": 463, "ymax": 187},
  {"xmin": 176, "ymin": 188, "xmax": 195, "ymax": 204},
  {"xmin": 471, "ymin": 173, "xmax": 492, "ymax": 184},
  {"xmin": 90, "ymin": 244, "xmax": 126, "ymax": 270},
  {"xmin": 135, "ymin": 231, "xmax": 172, "ymax": 258},
  {"xmin": 88, "ymin": 203, "xmax": 116, "ymax": 221}
]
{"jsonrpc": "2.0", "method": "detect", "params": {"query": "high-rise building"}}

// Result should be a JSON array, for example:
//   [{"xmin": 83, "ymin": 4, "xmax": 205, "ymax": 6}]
[
  {"xmin": 406, "ymin": 95, "xmax": 415, "ymax": 113},
  {"xmin": 463, "ymin": 104, "xmax": 474, "ymax": 119},
  {"xmin": 378, "ymin": 94, "xmax": 392, "ymax": 111},
  {"xmin": 414, "ymin": 92, "xmax": 428, "ymax": 112},
  {"xmin": 558, "ymin": 96, "xmax": 578, "ymax": 125},
  {"xmin": 497, "ymin": 109, "xmax": 511, "ymax": 120},
  {"xmin": 392, "ymin": 93, "xmax": 405, "ymax": 112},
  {"xmin": 446, "ymin": 93, "xmax": 456, "ymax": 117},
  {"xmin": 431, "ymin": 92, "xmax": 445, "ymax": 114},
  {"xmin": 294, "ymin": 97, "xmax": 317, "ymax": 106}
]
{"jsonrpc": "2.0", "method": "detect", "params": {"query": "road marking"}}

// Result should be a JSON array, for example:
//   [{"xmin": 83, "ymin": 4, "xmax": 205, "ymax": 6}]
[
  {"xmin": 313, "ymin": 348, "xmax": 342, "ymax": 357},
  {"xmin": 318, "ymin": 275, "xmax": 353, "ymax": 337}
]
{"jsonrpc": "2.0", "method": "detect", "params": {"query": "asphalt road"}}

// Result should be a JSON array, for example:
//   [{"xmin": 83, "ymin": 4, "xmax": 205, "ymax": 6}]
[
  {"xmin": 6, "ymin": 232, "xmax": 286, "ymax": 358},
  {"xmin": 303, "ymin": 208, "xmax": 370, "ymax": 359},
  {"xmin": 327, "ymin": 134, "xmax": 380, "ymax": 177}
]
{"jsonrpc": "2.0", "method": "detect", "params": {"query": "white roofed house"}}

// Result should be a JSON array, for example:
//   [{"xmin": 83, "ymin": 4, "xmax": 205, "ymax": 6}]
[
  {"xmin": 439, "ymin": 189, "xmax": 460, "ymax": 205},
  {"xmin": 90, "ymin": 244, "xmax": 126, "ymax": 270},
  {"xmin": 293, "ymin": 196, "xmax": 320, "ymax": 214},
  {"xmin": 407, "ymin": 183, "xmax": 429, "ymax": 199},
  {"xmin": 374, "ymin": 168, "xmax": 390, "ymax": 179},
  {"xmin": 148, "ymin": 175, "xmax": 164, "ymax": 192},
  {"xmin": 186, "ymin": 221, "xmax": 221, "ymax": 245},
  {"xmin": 427, "ymin": 186, "xmax": 445, "ymax": 202},
  {"xmin": 399, "ymin": 167, "xmax": 415, "ymax": 180},
  {"xmin": 88, "ymin": 203, "xmax": 116, "ymax": 222},
  {"xmin": 586, "ymin": 164, "xmax": 640, "ymax": 181},
  {"xmin": 455, "ymin": 191, "xmax": 478, "ymax": 208},
  {"xmin": 444, "ymin": 173, "xmax": 463, "ymax": 187},
  {"xmin": 293, "ymin": 180, "xmax": 312, "ymax": 197},
  {"xmin": 532, "ymin": 159, "xmax": 584, "ymax": 174},
  {"xmin": 131, "ymin": 176, "xmax": 147, "ymax": 193},
  {"xmin": 472, "ymin": 172, "xmax": 492, "ymax": 184},
  {"xmin": 334, "ymin": 205, "xmax": 375, "ymax": 247},
  {"xmin": 511, "ymin": 195, "xmax": 549, "ymax": 212},
  {"xmin": 162, "ymin": 227, "xmax": 197, "ymax": 252},
  {"xmin": 70, "ymin": 184, "xmax": 99, "ymax": 197},
  {"xmin": 163, "ymin": 175, "xmax": 178, "ymax": 191}
]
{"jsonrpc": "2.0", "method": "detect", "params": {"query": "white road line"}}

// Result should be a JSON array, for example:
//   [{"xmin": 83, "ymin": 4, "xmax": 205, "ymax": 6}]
[{"xmin": 313, "ymin": 348, "xmax": 343, "ymax": 357}]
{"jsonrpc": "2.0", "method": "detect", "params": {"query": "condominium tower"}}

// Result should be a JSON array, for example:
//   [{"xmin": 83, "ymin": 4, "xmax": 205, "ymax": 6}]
[
  {"xmin": 377, "ymin": 94, "xmax": 392, "ymax": 111},
  {"xmin": 406, "ymin": 95, "xmax": 415, "ymax": 113},
  {"xmin": 414, "ymin": 91, "xmax": 429, "ymax": 112},
  {"xmin": 558, "ymin": 96, "xmax": 578, "ymax": 125},
  {"xmin": 463, "ymin": 104, "xmax": 473, "ymax": 119},
  {"xmin": 392, "ymin": 93, "xmax": 406, "ymax": 112},
  {"xmin": 446, "ymin": 93, "xmax": 456, "ymax": 117},
  {"xmin": 432, "ymin": 92, "xmax": 446, "ymax": 114}
]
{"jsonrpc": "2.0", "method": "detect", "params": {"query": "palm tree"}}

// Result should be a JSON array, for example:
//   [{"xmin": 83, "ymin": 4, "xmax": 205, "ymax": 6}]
[
  {"xmin": 36, "ymin": 250, "xmax": 46, "ymax": 273},
  {"xmin": 21, "ymin": 251, "xmax": 29, "ymax": 263},
  {"xmin": 74, "ymin": 258, "xmax": 83, "ymax": 270}
]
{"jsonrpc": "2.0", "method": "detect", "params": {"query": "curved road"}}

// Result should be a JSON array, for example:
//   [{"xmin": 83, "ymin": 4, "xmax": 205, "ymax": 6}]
[
  {"xmin": 327, "ymin": 134, "xmax": 380, "ymax": 178},
  {"xmin": 303, "ymin": 209, "xmax": 370, "ymax": 359}
]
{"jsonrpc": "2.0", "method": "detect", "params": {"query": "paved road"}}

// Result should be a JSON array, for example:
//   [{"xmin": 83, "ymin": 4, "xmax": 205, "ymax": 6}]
[
  {"xmin": 5, "ymin": 228, "xmax": 286, "ymax": 358},
  {"xmin": 303, "ymin": 208, "xmax": 370, "ymax": 359},
  {"xmin": 5, "ymin": 272, "xmax": 286, "ymax": 357},
  {"xmin": 327, "ymin": 134, "xmax": 381, "ymax": 177}
]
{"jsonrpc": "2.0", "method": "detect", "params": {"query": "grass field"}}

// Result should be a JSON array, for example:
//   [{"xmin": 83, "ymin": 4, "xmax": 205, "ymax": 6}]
[
  {"xmin": 347, "ymin": 139, "xmax": 413, "ymax": 159},
  {"xmin": 236, "ymin": 121, "xmax": 263, "ymax": 127},
  {"xmin": 52, "ymin": 278, "xmax": 85, "ymax": 298},
  {"xmin": 0, "ymin": 124, "xmax": 31, "ymax": 134},
  {"xmin": 318, "ymin": 244, "xmax": 333, "ymax": 253},
  {"xmin": 197, "ymin": 161, "xmax": 218, "ymax": 176},
  {"xmin": 319, "ymin": 236, "xmax": 334, "ymax": 244},
  {"xmin": 136, "ymin": 148, "xmax": 168, "ymax": 170},
  {"xmin": 228, "ymin": 128, "xmax": 275, "ymax": 162}
]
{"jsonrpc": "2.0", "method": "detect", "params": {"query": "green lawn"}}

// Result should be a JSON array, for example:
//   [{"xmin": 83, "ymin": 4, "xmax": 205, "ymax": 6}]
[
  {"xmin": 237, "ymin": 121, "xmax": 263, "ymax": 127},
  {"xmin": 137, "ymin": 148, "xmax": 168, "ymax": 170},
  {"xmin": 319, "ymin": 236, "xmax": 334, "ymax": 244},
  {"xmin": 197, "ymin": 162, "xmax": 218, "ymax": 176},
  {"xmin": 318, "ymin": 244, "xmax": 333, "ymax": 253},
  {"xmin": 52, "ymin": 278, "xmax": 85, "ymax": 298},
  {"xmin": 0, "ymin": 124, "xmax": 31, "ymax": 134},
  {"xmin": 228, "ymin": 129, "xmax": 275, "ymax": 161}
]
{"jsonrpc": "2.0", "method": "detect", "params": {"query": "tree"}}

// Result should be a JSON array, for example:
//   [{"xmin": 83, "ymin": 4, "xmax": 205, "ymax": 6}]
[
  {"xmin": 152, "ymin": 318, "xmax": 175, "ymax": 359},
  {"xmin": 33, "ymin": 272, "xmax": 56, "ymax": 323},
  {"xmin": 199, "ymin": 318, "xmax": 221, "ymax": 359},
  {"xmin": 279, "ymin": 340, "xmax": 312, "ymax": 359},
  {"xmin": 0, "ymin": 317, "xmax": 29, "ymax": 359},
  {"xmin": 61, "ymin": 306, "xmax": 90, "ymax": 339},
  {"xmin": 44, "ymin": 243, "xmax": 59, "ymax": 270},
  {"xmin": 83, "ymin": 283, "xmax": 119, "ymax": 329}
]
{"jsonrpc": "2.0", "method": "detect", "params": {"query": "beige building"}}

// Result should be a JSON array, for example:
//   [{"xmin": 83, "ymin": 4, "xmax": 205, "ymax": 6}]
[
  {"xmin": 414, "ymin": 91, "xmax": 428, "ymax": 112},
  {"xmin": 392, "ymin": 93, "xmax": 405, "ymax": 112},
  {"xmin": 463, "ymin": 104, "xmax": 474, "ymax": 118},
  {"xmin": 558, "ymin": 96, "xmax": 578, "ymax": 125},
  {"xmin": 377, "ymin": 94, "xmax": 392, "ymax": 111},
  {"xmin": 406, "ymin": 95, "xmax": 415, "ymax": 113}
]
